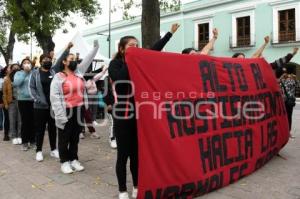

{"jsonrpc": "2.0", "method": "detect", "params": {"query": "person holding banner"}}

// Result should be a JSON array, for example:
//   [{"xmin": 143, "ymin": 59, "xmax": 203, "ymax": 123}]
[{"xmin": 109, "ymin": 23, "xmax": 180, "ymax": 199}]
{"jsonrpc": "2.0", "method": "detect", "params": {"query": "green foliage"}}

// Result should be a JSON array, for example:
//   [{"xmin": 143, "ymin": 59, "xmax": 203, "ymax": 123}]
[
  {"xmin": 159, "ymin": 0, "xmax": 181, "ymax": 13},
  {"xmin": 6, "ymin": 0, "xmax": 101, "ymax": 42},
  {"xmin": 114, "ymin": 0, "xmax": 181, "ymax": 20},
  {"xmin": 0, "ymin": 0, "xmax": 9, "ymax": 47}
]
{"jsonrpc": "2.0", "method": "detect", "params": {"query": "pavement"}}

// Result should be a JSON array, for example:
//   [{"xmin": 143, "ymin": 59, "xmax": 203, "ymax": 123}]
[{"xmin": 0, "ymin": 105, "xmax": 299, "ymax": 199}]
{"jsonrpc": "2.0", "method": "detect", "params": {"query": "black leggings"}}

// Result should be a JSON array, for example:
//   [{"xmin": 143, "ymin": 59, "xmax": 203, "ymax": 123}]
[
  {"xmin": 3, "ymin": 108, "xmax": 9, "ymax": 137},
  {"xmin": 285, "ymin": 102, "xmax": 294, "ymax": 131},
  {"xmin": 18, "ymin": 101, "xmax": 35, "ymax": 144},
  {"xmin": 35, "ymin": 108, "xmax": 57, "ymax": 152},
  {"xmin": 115, "ymin": 117, "xmax": 138, "ymax": 192},
  {"xmin": 58, "ymin": 106, "xmax": 83, "ymax": 163}
]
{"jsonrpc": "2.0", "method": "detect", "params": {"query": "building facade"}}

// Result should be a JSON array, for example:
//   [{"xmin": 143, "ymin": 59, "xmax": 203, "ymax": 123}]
[{"xmin": 83, "ymin": 0, "xmax": 300, "ymax": 67}]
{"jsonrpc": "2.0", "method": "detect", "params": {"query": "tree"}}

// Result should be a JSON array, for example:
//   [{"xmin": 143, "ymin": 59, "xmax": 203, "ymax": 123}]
[
  {"xmin": 118, "ymin": 0, "xmax": 181, "ymax": 48},
  {"xmin": 142, "ymin": 0, "xmax": 160, "ymax": 48},
  {"xmin": 6, "ymin": 0, "xmax": 101, "ymax": 54},
  {"xmin": 0, "ymin": 0, "xmax": 16, "ymax": 66}
]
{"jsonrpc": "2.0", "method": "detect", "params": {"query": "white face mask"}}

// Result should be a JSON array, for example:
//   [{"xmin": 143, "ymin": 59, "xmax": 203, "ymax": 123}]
[{"xmin": 23, "ymin": 63, "xmax": 32, "ymax": 70}]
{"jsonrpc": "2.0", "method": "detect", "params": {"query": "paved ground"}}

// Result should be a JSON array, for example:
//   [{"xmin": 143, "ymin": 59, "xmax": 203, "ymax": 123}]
[{"xmin": 0, "ymin": 105, "xmax": 299, "ymax": 199}]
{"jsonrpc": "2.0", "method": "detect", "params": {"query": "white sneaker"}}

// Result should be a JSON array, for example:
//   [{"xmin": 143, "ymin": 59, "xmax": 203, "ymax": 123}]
[
  {"xmin": 17, "ymin": 138, "xmax": 22, "ymax": 145},
  {"xmin": 93, "ymin": 121, "xmax": 100, "ymax": 126},
  {"xmin": 132, "ymin": 187, "xmax": 138, "ymax": 198},
  {"xmin": 12, "ymin": 138, "xmax": 18, "ymax": 145},
  {"xmin": 61, "ymin": 162, "xmax": 73, "ymax": 174},
  {"xmin": 71, "ymin": 160, "xmax": 84, "ymax": 172},
  {"xmin": 110, "ymin": 138, "xmax": 117, "ymax": 149},
  {"xmin": 50, "ymin": 149, "xmax": 60, "ymax": 159},
  {"xmin": 80, "ymin": 133, "xmax": 85, "ymax": 139},
  {"xmin": 36, "ymin": 151, "xmax": 43, "ymax": 162},
  {"xmin": 118, "ymin": 192, "xmax": 129, "ymax": 199}
]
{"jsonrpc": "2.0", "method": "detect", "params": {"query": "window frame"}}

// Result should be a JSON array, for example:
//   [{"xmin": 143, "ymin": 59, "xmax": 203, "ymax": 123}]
[
  {"xmin": 272, "ymin": 2, "xmax": 300, "ymax": 44},
  {"xmin": 231, "ymin": 10, "xmax": 255, "ymax": 48},
  {"xmin": 194, "ymin": 18, "xmax": 213, "ymax": 51}
]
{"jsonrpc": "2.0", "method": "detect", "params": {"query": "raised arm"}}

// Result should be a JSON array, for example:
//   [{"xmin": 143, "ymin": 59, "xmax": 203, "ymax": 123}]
[
  {"xmin": 270, "ymin": 47, "xmax": 298, "ymax": 70},
  {"xmin": 252, "ymin": 36, "xmax": 269, "ymax": 58},
  {"xmin": 13, "ymin": 71, "xmax": 26, "ymax": 87},
  {"xmin": 151, "ymin": 23, "xmax": 180, "ymax": 51},
  {"xmin": 77, "ymin": 40, "xmax": 99, "ymax": 75},
  {"xmin": 93, "ymin": 65, "xmax": 109, "ymax": 82},
  {"xmin": 200, "ymin": 28, "xmax": 218, "ymax": 55},
  {"xmin": 52, "ymin": 42, "xmax": 73, "ymax": 73}
]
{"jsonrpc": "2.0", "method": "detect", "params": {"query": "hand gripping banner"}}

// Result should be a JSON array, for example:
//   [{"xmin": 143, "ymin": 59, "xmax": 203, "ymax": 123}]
[{"xmin": 125, "ymin": 48, "xmax": 289, "ymax": 199}]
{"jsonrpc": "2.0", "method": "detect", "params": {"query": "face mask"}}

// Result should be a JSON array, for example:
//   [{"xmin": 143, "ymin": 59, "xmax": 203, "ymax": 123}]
[
  {"xmin": 69, "ymin": 61, "xmax": 77, "ymax": 71},
  {"xmin": 23, "ymin": 63, "xmax": 32, "ymax": 70},
  {"xmin": 42, "ymin": 61, "xmax": 52, "ymax": 70}
]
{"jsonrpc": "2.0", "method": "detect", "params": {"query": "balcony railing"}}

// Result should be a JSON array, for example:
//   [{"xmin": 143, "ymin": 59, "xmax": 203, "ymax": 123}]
[
  {"xmin": 279, "ymin": 32, "xmax": 296, "ymax": 42},
  {"xmin": 229, "ymin": 35, "xmax": 255, "ymax": 48}
]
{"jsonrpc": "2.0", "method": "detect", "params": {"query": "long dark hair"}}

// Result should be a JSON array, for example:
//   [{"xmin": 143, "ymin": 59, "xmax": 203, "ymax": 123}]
[
  {"xmin": 182, "ymin": 48, "xmax": 196, "ymax": 54},
  {"xmin": 114, "ymin": 36, "xmax": 138, "ymax": 61},
  {"xmin": 0, "ymin": 66, "xmax": 8, "ymax": 78},
  {"xmin": 232, "ymin": 52, "xmax": 245, "ymax": 58},
  {"xmin": 59, "ymin": 53, "xmax": 74, "ymax": 72},
  {"xmin": 9, "ymin": 63, "xmax": 20, "ymax": 81}
]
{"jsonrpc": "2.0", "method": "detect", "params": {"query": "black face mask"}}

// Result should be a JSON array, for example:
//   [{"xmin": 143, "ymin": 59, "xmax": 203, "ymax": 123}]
[
  {"xmin": 42, "ymin": 61, "xmax": 52, "ymax": 70},
  {"xmin": 69, "ymin": 61, "xmax": 78, "ymax": 71}
]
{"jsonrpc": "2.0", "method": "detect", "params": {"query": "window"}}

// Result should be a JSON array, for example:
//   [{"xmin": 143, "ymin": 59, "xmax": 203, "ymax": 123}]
[
  {"xmin": 194, "ymin": 18, "xmax": 213, "ymax": 51},
  {"xmin": 231, "ymin": 10, "xmax": 255, "ymax": 48},
  {"xmin": 271, "ymin": 2, "xmax": 300, "ymax": 44},
  {"xmin": 236, "ymin": 16, "xmax": 251, "ymax": 47},
  {"xmin": 198, "ymin": 23, "xmax": 209, "ymax": 50},
  {"xmin": 278, "ymin": 9, "xmax": 296, "ymax": 42}
]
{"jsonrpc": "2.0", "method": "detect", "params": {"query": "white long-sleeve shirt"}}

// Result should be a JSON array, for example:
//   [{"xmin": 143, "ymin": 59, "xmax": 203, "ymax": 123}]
[{"xmin": 85, "ymin": 66, "xmax": 108, "ymax": 95}]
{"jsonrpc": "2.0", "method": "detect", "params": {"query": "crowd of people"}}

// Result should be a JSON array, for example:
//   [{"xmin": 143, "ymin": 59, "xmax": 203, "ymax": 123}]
[{"xmin": 0, "ymin": 23, "xmax": 299, "ymax": 199}]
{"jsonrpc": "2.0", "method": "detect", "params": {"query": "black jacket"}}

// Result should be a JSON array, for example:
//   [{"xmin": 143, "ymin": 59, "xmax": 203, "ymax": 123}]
[
  {"xmin": 108, "ymin": 32, "xmax": 173, "ymax": 117},
  {"xmin": 270, "ymin": 53, "xmax": 294, "ymax": 70}
]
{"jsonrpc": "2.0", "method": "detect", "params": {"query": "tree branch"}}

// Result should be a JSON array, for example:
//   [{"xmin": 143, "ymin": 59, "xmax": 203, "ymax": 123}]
[
  {"xmin": 0, "ymin": 45, "xmax": 6, "ymax": 57},
  {"xmin": 0, "ymin": 45, "xmax": 8, "ymax": 65},
  {"xmin": 16, "ymin": 0, "xmax": 30, "ymax": 21}
]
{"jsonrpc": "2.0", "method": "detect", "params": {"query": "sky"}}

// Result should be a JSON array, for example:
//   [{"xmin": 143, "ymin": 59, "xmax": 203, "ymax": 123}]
[{"xmin": 0, "ymin": 0, "xmax": 195, "ymax": 66}]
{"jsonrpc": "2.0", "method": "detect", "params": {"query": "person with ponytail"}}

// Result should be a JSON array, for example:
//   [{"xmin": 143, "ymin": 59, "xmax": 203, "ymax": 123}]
[
  {"xmin": 50, "ymin": 41, "xmax": 99, "ymax": 174},
  {"xmin": 109, "ymin": 23, "xmax": 180, "ymax": 199}
]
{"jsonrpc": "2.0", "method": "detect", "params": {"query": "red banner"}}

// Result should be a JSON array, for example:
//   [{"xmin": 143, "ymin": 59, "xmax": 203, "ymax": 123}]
[{"xmin": 125, "ymin": 48, "xmax": 289, "ymax": 199}]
